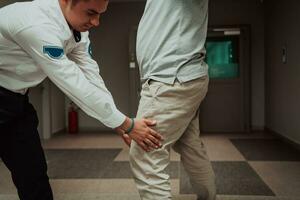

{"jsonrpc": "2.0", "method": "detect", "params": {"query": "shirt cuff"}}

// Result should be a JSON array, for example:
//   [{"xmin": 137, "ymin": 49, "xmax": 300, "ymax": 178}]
[{"xmin": 101, "ymin": 109, "xmax": 126, "ymax": 129}]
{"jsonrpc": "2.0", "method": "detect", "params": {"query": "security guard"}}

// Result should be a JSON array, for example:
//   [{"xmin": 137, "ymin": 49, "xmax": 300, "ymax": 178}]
[{"xmin": 0, "ymin": 0, "xmax": 162, "ymax": 199}]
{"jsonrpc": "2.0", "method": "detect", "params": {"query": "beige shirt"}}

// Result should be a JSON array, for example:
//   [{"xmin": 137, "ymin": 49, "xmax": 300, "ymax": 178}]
[{"xmin": 137, "ymin": 0, "xmax": 209, "ymax": 84}]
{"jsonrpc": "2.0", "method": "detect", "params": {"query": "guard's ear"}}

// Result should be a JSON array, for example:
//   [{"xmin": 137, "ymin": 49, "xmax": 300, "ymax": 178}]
[
  {"xmin": 59, "ymin": 0, "xmax": 72, "ymax": 7},
  {"xmin": 59, "ymin": 0, "xmax": 67, "ymax": 5}
]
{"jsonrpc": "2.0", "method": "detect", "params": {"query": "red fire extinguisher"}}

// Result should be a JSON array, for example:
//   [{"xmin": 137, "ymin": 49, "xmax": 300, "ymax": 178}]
[{"xmin": 68, "ymin": 102, "xmax": 78, "ymax": 134}]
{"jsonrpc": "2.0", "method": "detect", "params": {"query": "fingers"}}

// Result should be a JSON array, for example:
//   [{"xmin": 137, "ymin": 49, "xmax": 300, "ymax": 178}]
[
  {"xmin": 140, "ymin": 129, "xmax": 163, "ymax": 150},
  {"xmin": 134, "ymin": 137, "xmax": 157, "ymax": 150},
  {"xmin": 147, "ymin": 134, "xmax": 162, "ymax": 148},
  {"xmin": 138, "ymin": 141, "xmax": 151, "ymax": 152},
  {"xmin": 134, "ymin": 134, "xmax": 162, "ymax": 152},
  {"xmin": 149, "ymin": 128, "xmax": 164, "ymax": 141},
  {"xmin": 143, "ymin": 118, "xmax": 157, "ymax": 126},
  {"xmin": 131, "ymin": 118, "xmax": 164, "ymax": 152},
  {"xmin": 143, "ymin": 138, "xmax": 155, "ymax": 151},
  {"xmin": 122, "ymin": 134, "xmax": 132, "ymax": 147},
  {"xmin": 142, "ymin": 118, "xmax": 163, "ymax": 141}
]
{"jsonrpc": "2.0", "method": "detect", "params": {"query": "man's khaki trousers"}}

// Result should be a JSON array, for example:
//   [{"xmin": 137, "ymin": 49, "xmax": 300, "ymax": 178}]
[{"xmin": 129, "ymin": 76, "xmax": 216, "ymax": 200}]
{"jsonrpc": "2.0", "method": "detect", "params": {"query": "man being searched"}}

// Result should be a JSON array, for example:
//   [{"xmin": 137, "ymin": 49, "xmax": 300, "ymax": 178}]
[{"xmin": 0, "ymin": 0, "xmax": 163, "ymax": 199}]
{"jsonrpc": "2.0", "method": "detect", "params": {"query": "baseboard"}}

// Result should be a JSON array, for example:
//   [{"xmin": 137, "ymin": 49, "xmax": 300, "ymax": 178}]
[
  {"xmin": 51, "ymin": 129, "xmax": 115, "ymax": 135},
  {"xmin": 265, "ymin": 128, "xmax": 300, "ymax": 151},
  {"xmin": 251, "ymin": 125, "xmax": 265, "ymax": 131},
  {"xmin": 52, "ymin": 128, "xmax": 66, "ymax": 135}
]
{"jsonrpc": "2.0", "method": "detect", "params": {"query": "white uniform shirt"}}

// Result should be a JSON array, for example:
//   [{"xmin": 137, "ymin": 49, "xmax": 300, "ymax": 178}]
[{"xmin": 0, "ymin": 0, "xmax": 126, "ymax": 128}]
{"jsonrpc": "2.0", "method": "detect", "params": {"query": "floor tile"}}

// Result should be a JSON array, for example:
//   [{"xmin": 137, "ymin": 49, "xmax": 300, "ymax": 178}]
[
  {"xmin": 202, "ymin": 132, "xmax": 275, "ymax": 140},
  {"xmin": 180, "ymin": 161, "xmax": 275, "ymax": 196},
  {"xmin": 46, "ymin": 149, "xmax": 121, "ymax": 178},
  {"xmin": 1, "ymin": 194, "xmax": 300, "ymax": 200},
  {"xmin": 231, "ymin": 139, "xmax": 300, "ymax": 161},
  {"xmin": 0, "ymin": 195, "xmax": 18, "ymax": 200},
  {"xmin": 43, "ymin": 133, "xmax": 126, "ymax": 149},
  {"xmin": 2, "ymin": 132, "xmax": 299, "ymax": 200},
  {"xmin": 216, "ymin": 195, "xmax": 300, "ymax": 200},
  {"xmin": 202, "ymin": 136, "xmax": 246, "ymax": 161},
  {"xmin": 50, "ymin": 179, "xmax": 139, "ymax": 193},
  {"xmin": 50, "ymin": 179, "xmax": 179, "ymax": 194},
  {"xmin": 249, "ymin": 161, "xmax": 300, "ymax": 197},
  {"xmin": 0, "ymin": 162, "xmax": 16, "ymax": 194},
  {"xmin": 114, "ymin": 148, "xmax": 130, "ymax": 161}
]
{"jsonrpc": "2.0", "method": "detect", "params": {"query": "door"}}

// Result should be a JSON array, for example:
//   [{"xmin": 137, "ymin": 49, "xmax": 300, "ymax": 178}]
[{"xmin": 199, "ymin": 26, "xmax": 251, "ymax": 132}]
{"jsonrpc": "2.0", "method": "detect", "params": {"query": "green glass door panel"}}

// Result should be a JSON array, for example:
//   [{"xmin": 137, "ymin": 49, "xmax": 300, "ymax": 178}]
[{"xmin": 205, "ymin": 39, "xmax": 239, "ymax": 79}]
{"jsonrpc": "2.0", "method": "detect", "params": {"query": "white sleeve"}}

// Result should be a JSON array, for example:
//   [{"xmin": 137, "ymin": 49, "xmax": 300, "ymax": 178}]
[
  {"xmin": 67, "ymin": 32, "xmax": 107, "ymax": 91},
  {"xmin": 12, "ymin": 25, "xmax": 126, "ymax": 128}
]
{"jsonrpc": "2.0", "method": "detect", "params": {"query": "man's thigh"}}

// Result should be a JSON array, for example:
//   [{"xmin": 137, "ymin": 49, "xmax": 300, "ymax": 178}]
[{"xmin": 137, "ymin": 77, "xmax": 208, "ymax": 144}]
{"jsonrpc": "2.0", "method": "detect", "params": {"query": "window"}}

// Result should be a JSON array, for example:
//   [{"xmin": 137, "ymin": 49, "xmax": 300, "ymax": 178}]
[{"xmin": 205, "ymin": 37, "xmax": 239, "ymax": 79}]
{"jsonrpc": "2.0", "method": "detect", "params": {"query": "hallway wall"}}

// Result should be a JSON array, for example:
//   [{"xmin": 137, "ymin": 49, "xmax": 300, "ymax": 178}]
[
  {"xmin": 208, "ymin": 0, "xmax": 265, "ymax": 130},
  {"xmin": 0, "ymin": 0, "xmax": 266, "ymax": 132},
  {"xmin": 50, "ymin": 83, "xmax": 65, "ymax": 134},
  {"xmin": 81, "ymin": 0, "xmax": 266, "ymax": 131},
  {"xmin": 265, "ymin": 0, "xmax": 300, "ymax": 144}
]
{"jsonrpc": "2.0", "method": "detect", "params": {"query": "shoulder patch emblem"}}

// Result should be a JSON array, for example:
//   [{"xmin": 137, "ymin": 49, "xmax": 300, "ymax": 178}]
[{"xmin": 43, "ymin": 46, "xmax": 64, "ymax": 59}]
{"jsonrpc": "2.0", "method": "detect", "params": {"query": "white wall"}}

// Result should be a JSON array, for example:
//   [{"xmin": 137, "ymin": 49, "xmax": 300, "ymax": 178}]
[
  {"xmin": 265, "ymin": 0, "xmax": 300, "ymax": 144},
  {"xmin": 0, "ymin": 0, "xmax": 29, "ymax": 7},
  {"xmin": 50, "ymin": 82, "xmax": 65, "ymax": 134}
]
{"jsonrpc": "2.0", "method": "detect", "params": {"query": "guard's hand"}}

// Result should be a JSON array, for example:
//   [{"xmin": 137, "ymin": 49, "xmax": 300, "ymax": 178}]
[
  {"xmin": 122, "ymin": 133, "xmax": 132, "ymax": 147},
  {"xmin": 115, "ymin": 128, "xmax": 132, "ymax": 147},
  {"xmin": 129, "ymin": 118, "xmax": 163, "ymax": 152}
]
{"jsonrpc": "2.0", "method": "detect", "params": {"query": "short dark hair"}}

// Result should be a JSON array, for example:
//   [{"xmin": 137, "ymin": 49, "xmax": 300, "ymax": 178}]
[
  {"xmin": 71, "ymin": 0, "xmax": 108, "ymax": 6},
  {"xmin": 71, "ymin": 0, "xmax": 89, "ymax": 6}
]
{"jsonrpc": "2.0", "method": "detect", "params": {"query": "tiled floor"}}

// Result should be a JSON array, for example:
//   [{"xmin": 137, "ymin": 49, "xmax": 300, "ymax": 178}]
[{"xmin": 0, "ymin": 132, "xmax": 299, "ymax": 200}]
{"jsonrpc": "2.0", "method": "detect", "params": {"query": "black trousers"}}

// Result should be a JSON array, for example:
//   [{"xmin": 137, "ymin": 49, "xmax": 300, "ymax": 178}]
[{"xmin": 0, "ymin": 86, "xmax": 53, "ymax": 200}]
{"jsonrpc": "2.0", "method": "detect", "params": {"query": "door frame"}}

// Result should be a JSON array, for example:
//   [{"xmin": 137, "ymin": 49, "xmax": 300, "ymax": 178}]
[
  {"xmin": 206, "ymin": 25, "xmax": 251, "ymax": 132},
  {"xmin": 128, "ymin": 26, "xmax": 140, "ymax": 117}
]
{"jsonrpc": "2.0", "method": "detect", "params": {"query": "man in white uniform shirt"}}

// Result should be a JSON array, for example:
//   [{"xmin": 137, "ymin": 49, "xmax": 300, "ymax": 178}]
[{"xmin": 0, "ymin": 0, "xmax": 163, "ymax": 199}]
